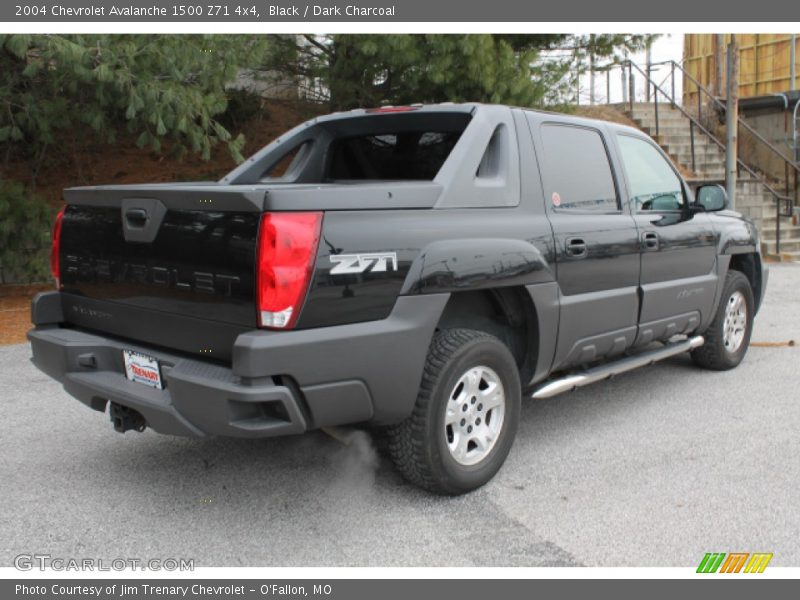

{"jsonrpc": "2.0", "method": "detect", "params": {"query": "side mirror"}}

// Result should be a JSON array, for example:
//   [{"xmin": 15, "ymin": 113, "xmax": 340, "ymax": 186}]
[{"xmin": 695, "ymin": 184, "xmax": 728, "ymax": 211}]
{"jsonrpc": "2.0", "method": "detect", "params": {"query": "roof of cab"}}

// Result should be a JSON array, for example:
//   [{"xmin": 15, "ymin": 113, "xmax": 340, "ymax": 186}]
[{"xmin": 314, "ymin": 101, "xmax": 645, "ymax": 137}]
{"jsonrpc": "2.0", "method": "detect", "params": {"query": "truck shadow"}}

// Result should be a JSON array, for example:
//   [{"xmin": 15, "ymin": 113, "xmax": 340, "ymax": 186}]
[{"xmin": 98, "ymin": 353, "xmax": 704, "ymax": 501}]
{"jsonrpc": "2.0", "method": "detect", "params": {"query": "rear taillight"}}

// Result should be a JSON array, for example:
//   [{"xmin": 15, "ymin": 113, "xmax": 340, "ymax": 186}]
[
  {"xmin": 51, "ymin": 206, "xmax": 65, "ymax": 288},
  {"xmin": 256, "ymin": 212, "xmax": 322, "ymax": 330}
]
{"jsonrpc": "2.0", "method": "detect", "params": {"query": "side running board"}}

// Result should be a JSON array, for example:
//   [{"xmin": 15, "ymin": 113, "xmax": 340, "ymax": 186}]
[{"xmin": 531, "ymin": 335, "xmax": 705, "ymax": 399}]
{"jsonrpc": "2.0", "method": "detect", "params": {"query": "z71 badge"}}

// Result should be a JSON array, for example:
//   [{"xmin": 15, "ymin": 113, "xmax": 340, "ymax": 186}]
[{"xmin": 329, "ymin": 252, "xmax": 398, "ymax": 275}]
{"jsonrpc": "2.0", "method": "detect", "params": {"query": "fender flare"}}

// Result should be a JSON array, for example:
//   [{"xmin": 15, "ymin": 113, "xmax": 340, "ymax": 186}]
[{"xmin": 400, "ymin": 237, "xmax": 555, "ymax": 295}]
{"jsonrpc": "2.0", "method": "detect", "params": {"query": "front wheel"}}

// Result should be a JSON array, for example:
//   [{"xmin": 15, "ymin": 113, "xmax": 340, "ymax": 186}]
[
  {"xmin": 692, "ymin": 270, "xmax": 754, "ymax": 370},
  {"xmin": 387, "ymin": 328, "xmax": 521, "ymax": 495}
]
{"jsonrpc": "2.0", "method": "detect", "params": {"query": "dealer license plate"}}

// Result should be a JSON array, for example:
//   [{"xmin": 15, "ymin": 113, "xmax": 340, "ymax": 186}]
[{"xmin": 122, "ymin": 350, "xmax": 163, "ymax": 390}]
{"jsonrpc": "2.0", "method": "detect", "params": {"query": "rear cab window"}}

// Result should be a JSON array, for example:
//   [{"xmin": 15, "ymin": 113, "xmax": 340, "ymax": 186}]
[
  {"xmin": 258, "ymin": 111, "xmax": 472, "ymax": 183},
  {"xmin": 328, "ymin": 131, "xmax": 462, "ymax": 181},
  {"xmin": 539, "ymin": 123, "xmax": 620, "ymax": 213}
]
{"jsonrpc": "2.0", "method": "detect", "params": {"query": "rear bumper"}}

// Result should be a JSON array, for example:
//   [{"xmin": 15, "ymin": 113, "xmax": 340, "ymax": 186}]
[
  {"xmin": 28, "ymin": 292, "xmax": 449, "ymax": 438},
  {"xmin": 28, "ymin": 326, "xmax": 309, "ymax": 438}
]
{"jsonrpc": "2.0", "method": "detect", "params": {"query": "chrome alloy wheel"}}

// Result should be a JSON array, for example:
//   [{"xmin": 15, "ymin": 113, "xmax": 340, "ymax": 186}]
[
  {"xmin": 723, "ymin": 290, "xmax": 747, "ymax": 353},
  {"xmin": 444, "ymin": 365, "xmax": 506, "ymax": 466}
]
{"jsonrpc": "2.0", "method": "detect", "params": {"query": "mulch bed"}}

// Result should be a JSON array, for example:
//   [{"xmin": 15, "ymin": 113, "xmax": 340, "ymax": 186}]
[{"xmin": 0, "ymin": 284, "xmax": 51, "ymax": 345}]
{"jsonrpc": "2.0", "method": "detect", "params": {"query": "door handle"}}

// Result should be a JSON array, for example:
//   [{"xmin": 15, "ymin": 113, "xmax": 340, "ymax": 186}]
[
  {"xmin": 565, "ymin": 237, "xmax": 587, "ymax": 258},
  {"xmin": 125, "ymin": 208, "xmax": 148, "ymax": 228},
  {"xmin": 641, "ymin": 231, "xmax": 660, "ymax": 251}
]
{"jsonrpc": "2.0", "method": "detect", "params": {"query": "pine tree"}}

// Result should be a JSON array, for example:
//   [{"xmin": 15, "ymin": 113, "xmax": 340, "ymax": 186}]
[
  {"xmin": 0, "ymin": 34, "xmax": 272, "ymax": 181},
  {"xmin": 280, "ymin": 34, "xmax": 654, "ymax": 110}
]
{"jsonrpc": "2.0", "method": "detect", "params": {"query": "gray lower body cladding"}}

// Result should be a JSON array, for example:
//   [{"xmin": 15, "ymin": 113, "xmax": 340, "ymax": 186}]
[{"xmin": 28, "ymin": 292, "xmax": 450, "ymax": 438}]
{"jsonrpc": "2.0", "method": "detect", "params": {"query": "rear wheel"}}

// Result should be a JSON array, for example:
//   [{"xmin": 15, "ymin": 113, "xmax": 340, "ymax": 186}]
[
  {"xmin": 692, "ymin": 270, "xmax": 754, "ymax": 370},
  {"xmin": 387, "ymin": 328, "xmax": 521, "ymax": 495}
]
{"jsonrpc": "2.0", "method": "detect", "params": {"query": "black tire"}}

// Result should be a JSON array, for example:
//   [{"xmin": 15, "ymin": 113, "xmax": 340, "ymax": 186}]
[
  {"xmin": 387, "ymin": 328, "xmax": 521, "ymax": 495},
  {"xmin": 691, "ymin": 270, "xmax": 754, "ymax": 371}
]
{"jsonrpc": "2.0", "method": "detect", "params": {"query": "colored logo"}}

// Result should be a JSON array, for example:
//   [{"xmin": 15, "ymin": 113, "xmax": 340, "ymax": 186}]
[{"xmin": 697, "ymin": 552, "xmax": 773, "ymax": 573}]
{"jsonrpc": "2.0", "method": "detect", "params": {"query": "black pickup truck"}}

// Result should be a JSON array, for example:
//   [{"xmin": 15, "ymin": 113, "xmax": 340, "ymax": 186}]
[{"xmin": 29, "ymin": 104, "xmax": 767, "ymax": 494}]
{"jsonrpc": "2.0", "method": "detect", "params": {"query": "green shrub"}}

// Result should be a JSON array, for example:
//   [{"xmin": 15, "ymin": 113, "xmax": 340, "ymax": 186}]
[{"xmin": 0, "ymin": 179, "xmax": 54, "ymax": 283}]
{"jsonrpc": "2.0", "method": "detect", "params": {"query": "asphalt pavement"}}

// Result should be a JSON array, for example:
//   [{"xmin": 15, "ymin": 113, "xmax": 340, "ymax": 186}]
[{"xmin": 1, "ymin": 264, "xmax": 798, "ymax": 568}]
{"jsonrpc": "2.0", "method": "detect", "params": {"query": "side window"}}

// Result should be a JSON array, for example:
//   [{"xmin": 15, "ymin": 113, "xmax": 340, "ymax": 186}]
[
  {"xmin": 617, "ymin": 135, "xmax": 685, "ymax": 212},
  {"xmin": 540, "ymin": 124, "xmax": 619, "ymax": 212}
]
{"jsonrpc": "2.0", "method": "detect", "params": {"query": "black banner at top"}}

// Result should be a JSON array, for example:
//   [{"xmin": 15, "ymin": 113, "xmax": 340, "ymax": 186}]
[{"xmin": 0, "ymin": 0, "xmax": 793, "ymax": 22}]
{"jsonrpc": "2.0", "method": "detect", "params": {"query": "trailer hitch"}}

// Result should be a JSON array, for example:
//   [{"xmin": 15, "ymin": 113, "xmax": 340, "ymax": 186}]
[{"xmin": 109, "ymin": 403, "xmax": 147, "ymax": 433}]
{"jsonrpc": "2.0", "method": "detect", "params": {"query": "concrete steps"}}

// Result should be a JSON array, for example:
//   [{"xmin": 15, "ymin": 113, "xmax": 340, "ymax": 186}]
[
  {"xmin": 627, "ymin": 103, "xmax": 798, "ymax": 260},
  {"xmin": 761, "ymin": 239, "xmax": 800, "ymax": 258},
  {"xmin": 761, "ymin": 223, "xmax": 800, "ymax": 242}
]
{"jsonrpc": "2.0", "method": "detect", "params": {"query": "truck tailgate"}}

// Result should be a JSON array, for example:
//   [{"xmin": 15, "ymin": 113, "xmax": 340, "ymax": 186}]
[{"xmin": 57, "ymin": 184, "xmax": 263, "ymax": 361}]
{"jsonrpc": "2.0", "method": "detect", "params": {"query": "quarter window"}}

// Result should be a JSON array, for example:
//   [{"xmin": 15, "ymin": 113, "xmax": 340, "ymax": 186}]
[
  {"xmin": 540, "ymin": 124, "xmax": 619, "ymax": 212},
  {"xmin": 617, "ymin": 135, "xmax": 685, "ymax": 212}
]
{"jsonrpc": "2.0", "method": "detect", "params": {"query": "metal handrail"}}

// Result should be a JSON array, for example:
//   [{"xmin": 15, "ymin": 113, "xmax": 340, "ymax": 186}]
[
  {"xmin": 673, "ymin": 60, "xmax": 800, "ymax": 182},
  {"xmin": 603, "ymin": 59, "xmax": 799, "ymax": 190},
  {"xmin": 794, "ymin": 98, "xmax": 800, "ymax": 164},
  {"xmin": 626, "ymin": 61, "xmax": 790, "ymax": 199}
]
